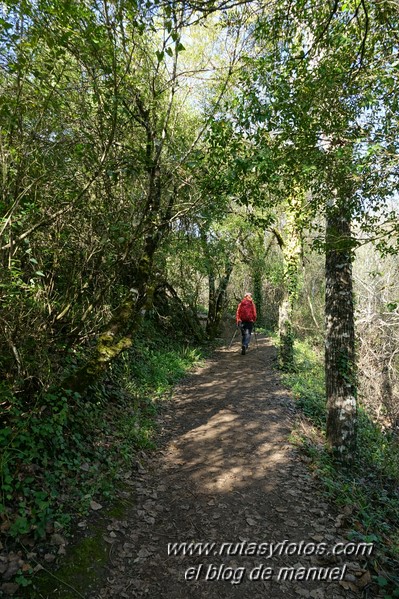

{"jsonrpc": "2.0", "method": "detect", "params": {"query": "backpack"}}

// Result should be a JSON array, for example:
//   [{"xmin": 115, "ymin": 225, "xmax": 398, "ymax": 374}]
[{"xmin": 239, "ymin": 299, "xmax": 254, "ymax": 321}]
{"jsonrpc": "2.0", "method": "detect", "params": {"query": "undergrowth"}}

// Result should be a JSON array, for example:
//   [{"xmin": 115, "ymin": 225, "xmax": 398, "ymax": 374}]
[
  {"xmin": 0, "ymin": 319, "xmax": 204, "ymax": 580},
  {"xmin": 279, "ymin": 338, "xmax": 399, "ymax": 596}
]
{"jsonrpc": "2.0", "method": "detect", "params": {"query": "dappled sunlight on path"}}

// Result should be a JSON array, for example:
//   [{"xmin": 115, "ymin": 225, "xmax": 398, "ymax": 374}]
[{"xmin": 89, "ymin": 336, "xmax": 362, "ymax": 599}]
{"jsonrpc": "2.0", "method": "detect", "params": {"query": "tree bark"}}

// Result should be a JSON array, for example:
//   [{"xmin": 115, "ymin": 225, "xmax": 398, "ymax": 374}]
[
  {"xmin": 278, "ymin": 294, "xmax": 294, "ymax": 370},
  {"xmin": 253, "ymin": 269, "xmax": 263, "ymax": 327},
  {"xmin": 206, "ymin": 263, "xmax": 233, "ymax": 339},
  {"xmin": 273, "ymin": 197, "xmax": 302, "ymax": 372},
  {"xmin": 325, "ymin": 204, "xmax": 357, "ymax": 461},
  {"xmin": 62, "ymin": 266, "xmax": 152, "ymax": 394}
]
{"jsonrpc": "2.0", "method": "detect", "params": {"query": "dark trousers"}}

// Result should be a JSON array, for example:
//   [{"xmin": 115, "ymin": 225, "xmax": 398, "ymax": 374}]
[{"xmin": 240, "ymin": 321, "xmax": 253, "ymax": 348}]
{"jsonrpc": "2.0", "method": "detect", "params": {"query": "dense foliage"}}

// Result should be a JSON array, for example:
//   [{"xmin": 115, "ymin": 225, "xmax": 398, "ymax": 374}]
[
  {"xmin": 281, "ymin": 339, "xmax": 399, "ymax": 594},
  {"xmin": 1, "ymin": 0, "xmax": 399, "ymax": 593}
]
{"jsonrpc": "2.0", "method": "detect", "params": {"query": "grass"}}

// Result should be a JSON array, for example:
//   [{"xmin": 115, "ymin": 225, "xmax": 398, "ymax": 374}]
[{"xmin": 277, "ymin": 336, "xmax": 399, "ymax": 596}]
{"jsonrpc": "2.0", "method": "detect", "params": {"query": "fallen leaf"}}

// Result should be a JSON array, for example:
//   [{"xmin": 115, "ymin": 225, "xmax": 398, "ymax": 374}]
[
  {"xmin": 44, "ymin": 553, "xmax": 56, "ymax": 563},
  {"xmin": 0, "ymin": 583, "xmax": 19, "ymax": 596},
  {"xmin": 51, "ymin": 533, "xmax": 66, "ymax": 546},
  {"xmin": 339, "ymin": 580, "xmax": 358, "ymax": 592},
  {"xmin": 33, "ymin": 564, "xmax": 44, "ymax": 573},
  {"xmin": 357, "ymin": 571, "xmax": 372, "ymax": 588},
  {"xmin": 103, "ymin": 536, "xmax": 116, "ymax": 544},
  {"xmin": 335, "ymin": 514, "xmax": 346, "ymax": 528},
  {"xmin": 246, "ymin": 517, "xmax": 257, "ymax": 526}
]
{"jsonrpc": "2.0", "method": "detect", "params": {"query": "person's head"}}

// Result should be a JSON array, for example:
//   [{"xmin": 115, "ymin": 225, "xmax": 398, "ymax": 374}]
[{"xmin": 244, "ymin": 292, "xmax": 252, "ymax": 300}]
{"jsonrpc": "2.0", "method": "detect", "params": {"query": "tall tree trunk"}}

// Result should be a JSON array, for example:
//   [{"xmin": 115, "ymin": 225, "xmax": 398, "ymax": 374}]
[
  {"xmin": 274, "ymin": 196, "xmax": 302, "ymax": 371},
  {"xmin": 278, "ymin": 293, "xmax": 294, "ymax": 370},
  {"xmin": 206, "ymin": 263, "xmax": 233, "ymax": 339},
  {"xmin": 253, "ymin": 268, "xmax": 263, "ymax": 327},
  {"xmin": 325, "ymin": 204, "xmax": 357, "ymax": 461}
]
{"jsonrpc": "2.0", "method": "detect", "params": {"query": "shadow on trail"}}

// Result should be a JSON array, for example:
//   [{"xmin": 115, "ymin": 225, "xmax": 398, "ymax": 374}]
[
  {"xmin": 86, "ymin": 336, "xmax": 355, "ymax": 599},
  {"xmin": 162, "ymin": 337, "xmax": 293, "ymax": 498}
]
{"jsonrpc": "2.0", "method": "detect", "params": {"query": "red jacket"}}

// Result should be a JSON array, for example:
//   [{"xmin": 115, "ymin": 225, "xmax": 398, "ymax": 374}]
[{"xmin": 236, "ymin": 298, "xmax": 257, "ymax": 324}]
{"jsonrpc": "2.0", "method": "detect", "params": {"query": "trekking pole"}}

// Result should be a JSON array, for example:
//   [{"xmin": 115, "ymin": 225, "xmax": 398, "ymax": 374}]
[
  {"xmin": 254, "ymin": 325, "xmax": 259, "ymax": 350},
  {"xmin": 228, "ymin": 327, "xmax": 238, "ymax": 349},
  {"xmin": 228, "ymin": 329, "xmax": 237, "ymax": 349}
]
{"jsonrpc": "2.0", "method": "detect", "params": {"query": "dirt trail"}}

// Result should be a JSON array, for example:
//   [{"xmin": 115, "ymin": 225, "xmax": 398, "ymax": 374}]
[{"xmin": 88, "ymin": 336, "xmax": 364, "ymax": 599}]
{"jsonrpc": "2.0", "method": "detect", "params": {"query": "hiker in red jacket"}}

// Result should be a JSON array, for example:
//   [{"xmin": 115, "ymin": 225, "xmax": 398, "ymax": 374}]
[{"xmin": 236, "ymin": 292, "xmax": 257, "ymax": 355}]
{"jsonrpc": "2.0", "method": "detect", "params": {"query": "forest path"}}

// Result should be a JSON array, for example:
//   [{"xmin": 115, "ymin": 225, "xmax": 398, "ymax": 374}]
[{"xmin": 88, "ymin": 336, "xmax": 363, "ymax": 599}]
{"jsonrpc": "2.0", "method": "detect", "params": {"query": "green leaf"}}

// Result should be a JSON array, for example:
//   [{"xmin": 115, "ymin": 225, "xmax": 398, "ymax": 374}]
[{"xmin": 0, "ymin": 18, "xmax": 13, "ymax": 30}]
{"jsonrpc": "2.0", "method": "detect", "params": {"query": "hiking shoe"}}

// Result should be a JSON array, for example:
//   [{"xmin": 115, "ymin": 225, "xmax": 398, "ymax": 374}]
[{"xmin": 241, "ymin": 345, "xmax": 246, "ymax": 355}]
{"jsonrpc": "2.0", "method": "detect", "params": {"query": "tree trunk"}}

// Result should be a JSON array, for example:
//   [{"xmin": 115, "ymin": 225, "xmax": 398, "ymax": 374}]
[
  {"xmin": 278, "ymin": 294, "xmax": 294, "ymax": 371},
  {"xmin": 62, "ymin": 274, "xmax": 151, "ymax": 394},
  {"xmin": 325, "ymin": 205, "xmax": 357, "ymax": 461},
  {"xmin": 206, "ymin": 263, "xmax": 233, "ymax": 339},
  {"xmin": 274, "ymin": 197, "xmax": 302, "ymax": 372},
  {"xmin": 253, "ymin": 269, "xmax": 263, "ymax": 328},
  {"xmin": 62, "ymin": 213, "xmax": 163, "ymax": 394}
]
